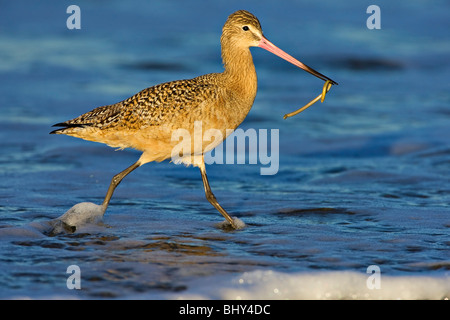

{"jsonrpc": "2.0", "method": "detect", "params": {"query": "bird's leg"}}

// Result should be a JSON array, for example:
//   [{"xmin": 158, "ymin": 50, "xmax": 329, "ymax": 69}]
[
  {"xmin": 101, "ymin": 161, "xmax": 141, "ymax": 213},
  {"xmin": 198, "ymin": 159, "xmax": 238, "ymax": 229}
]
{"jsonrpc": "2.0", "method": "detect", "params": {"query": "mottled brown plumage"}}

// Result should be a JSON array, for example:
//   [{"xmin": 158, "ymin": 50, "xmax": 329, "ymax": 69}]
[
  {"xmin": 52, "ymin": 75, "xmax": 232, "ymax": 162},
  {"xmin": 51, "ymin": 10, "xmax": 336, "ymax": 229}
]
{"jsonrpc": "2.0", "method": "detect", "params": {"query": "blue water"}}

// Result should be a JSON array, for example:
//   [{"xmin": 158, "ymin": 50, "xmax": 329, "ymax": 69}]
[{"xmin": 0, "ymin": 0, "xmax": 449, "ymax": 299}]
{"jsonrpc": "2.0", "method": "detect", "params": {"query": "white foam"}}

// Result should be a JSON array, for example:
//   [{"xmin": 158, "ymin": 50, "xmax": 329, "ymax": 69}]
[
  {"xmin": 215, "ymin": 217, "xmax": 246, "ymax": 230},
  {"xmin": 170, "ymin": 270, "xmax": 450, "ymax": 300},
  {"xmin": 47, "ymin": 202, "xmax": 104, "ymax": 235},
  {"xmin": 56, "ymin": 202, "xmax": 104, "ymax": 226},
  {"xmin": 0, "ymin": 202, "xmax": 105, "ymax": 238}
]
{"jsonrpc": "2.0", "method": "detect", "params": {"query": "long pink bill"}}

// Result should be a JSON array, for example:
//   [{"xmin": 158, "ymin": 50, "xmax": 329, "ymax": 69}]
[{"xmin": 258, "ymin": 35, "xmax": 338, "ymax": 85}]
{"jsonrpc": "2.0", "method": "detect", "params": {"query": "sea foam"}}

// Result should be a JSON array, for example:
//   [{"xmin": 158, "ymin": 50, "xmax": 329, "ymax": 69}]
[
  {"xmin": 171, "ymin": 269, "xmax": 450, "ymax": 300},
  {"xmin": 47, "ymin": 202, "xmax": 104, "ymax": 235}
]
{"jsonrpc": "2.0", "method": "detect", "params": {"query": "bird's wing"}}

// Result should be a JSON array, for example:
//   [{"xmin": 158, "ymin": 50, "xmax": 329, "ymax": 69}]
[
  {"xmin": 51, "ymin": 76, "xmax": 220, "ymax": 134},
  {"xmin": 116, "ymin": 77, "xmax": 220, "ymax": 129}
]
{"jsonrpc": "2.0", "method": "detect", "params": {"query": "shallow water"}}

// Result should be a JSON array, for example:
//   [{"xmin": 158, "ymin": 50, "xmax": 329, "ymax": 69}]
[{"xmin": 0, "ymin": 0, "xmax": 449, "ymax": 299}]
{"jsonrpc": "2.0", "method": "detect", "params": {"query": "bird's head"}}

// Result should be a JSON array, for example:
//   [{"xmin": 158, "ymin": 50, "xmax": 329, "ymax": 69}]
[{"xmin": 222, "ymin": 10, "xmax": 337, "ymax": 85}]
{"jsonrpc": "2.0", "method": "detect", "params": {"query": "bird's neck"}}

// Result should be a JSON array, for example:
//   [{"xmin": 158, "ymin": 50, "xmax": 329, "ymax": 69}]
[{"xmin": 221, "ymin": 45, "xmax": 258, "ymax": 104}]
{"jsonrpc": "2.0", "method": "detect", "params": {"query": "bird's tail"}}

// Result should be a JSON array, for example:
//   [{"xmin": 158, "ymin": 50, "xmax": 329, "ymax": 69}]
[{"xmin": 49, "ymin": 122, "xmax": 91, "ymax": 135}]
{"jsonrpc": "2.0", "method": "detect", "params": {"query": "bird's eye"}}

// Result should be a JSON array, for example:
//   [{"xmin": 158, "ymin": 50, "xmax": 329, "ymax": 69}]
[{"xmin": 242, "ymin": 26, "xmax": 249, "ymax": 31}]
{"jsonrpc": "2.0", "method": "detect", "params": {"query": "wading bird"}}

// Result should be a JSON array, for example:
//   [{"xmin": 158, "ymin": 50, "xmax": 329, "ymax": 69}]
[{"xmin": 51, "ymin": 10, "xmax": 337, "ymax": 229}]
